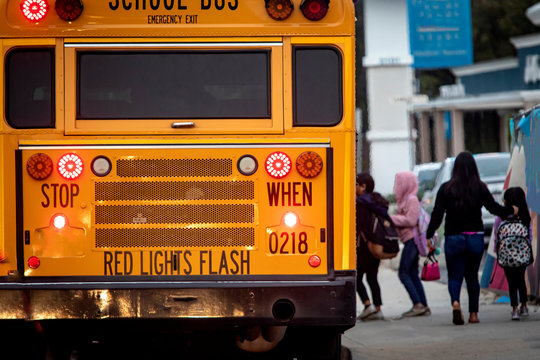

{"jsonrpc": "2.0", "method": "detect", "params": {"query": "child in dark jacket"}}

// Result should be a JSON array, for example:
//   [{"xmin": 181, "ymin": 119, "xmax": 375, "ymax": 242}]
[{"xmin": 356, "ymin": 173, "xmax": 388, "ymax": 320}]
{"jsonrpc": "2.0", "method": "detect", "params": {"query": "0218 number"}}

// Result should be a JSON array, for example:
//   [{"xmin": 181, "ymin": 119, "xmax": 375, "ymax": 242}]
[{"xmin": 268, "ymin": 231, "xmax": 308, "ymax": 254}]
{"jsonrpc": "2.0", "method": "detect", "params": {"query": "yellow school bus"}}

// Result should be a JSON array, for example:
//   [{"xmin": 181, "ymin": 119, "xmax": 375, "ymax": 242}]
[{"xmin": 0, "ymin": 0, "xmax": 356, "ymax": 357}]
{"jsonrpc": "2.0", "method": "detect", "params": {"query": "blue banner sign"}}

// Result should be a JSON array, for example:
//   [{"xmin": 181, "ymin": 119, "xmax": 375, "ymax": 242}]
[{"xmin": 408, "ymin": 0, "xmax": 473, "ymax": 69}]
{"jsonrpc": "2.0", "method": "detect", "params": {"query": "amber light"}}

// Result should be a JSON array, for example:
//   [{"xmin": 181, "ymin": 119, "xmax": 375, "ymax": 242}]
[
  {"xmin": 27, "ymin": 153, "xmax": 54, "ymax": 180},
  {"xmin": 296, "ymin": 151, "xmax": 323, "ymax": 178},
  {"xmin": 28, "ymin": 256, "xmax": 40, "ymax": 269},
  {"xmin": 58, "ymin": 153, "xmax": 84, "ymax": 180},
  {"xmin": 265, "ymin": 151, "xmax": 292, "ymax": 179},
  {"xmin": 55, "ymin": 0, "xmax": 83, "ymax": 21},
  {"xmin": 300, "ymin": 0, "xmax": 329, "ymax": 21},
  {"xmin": 308, "ymin": 255, "xmax": 321, "ymax": 267},
  {"xmin": 265, "ymin": 0, "xmax": 294, "ymax": 20},
  {"xmin": 21, "ymin": 0, "xmax": 49, "ymax": 22}
]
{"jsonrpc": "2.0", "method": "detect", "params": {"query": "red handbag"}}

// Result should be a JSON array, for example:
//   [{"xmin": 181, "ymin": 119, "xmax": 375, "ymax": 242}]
[{"xmin": 421, "ymin": 252, "xmax": 440, "ymax": 281}]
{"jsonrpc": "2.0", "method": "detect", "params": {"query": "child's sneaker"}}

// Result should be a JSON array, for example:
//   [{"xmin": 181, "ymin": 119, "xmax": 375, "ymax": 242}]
[
  {"xmin": 365, "ymin": 311, "xmax": 384, "ymax": 321},
  {"xmin": 520, "ymin": 306, "xmax": 529, "ymax": 317},
  {"xmin": 512, "ymin": 308, "xmax": 520, "ymax": 321}
]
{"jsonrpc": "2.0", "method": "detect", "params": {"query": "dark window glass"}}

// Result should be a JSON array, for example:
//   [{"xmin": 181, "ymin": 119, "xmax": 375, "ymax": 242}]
[
  {"xmin": 6, "ymin": 49, "xmax": 55, "ymax": 128},
  {"xmin": 78, "ymin": 51, "xmax": 270, "ymax": 119},
  {"xmin": 293, "ymin": 47, "xmax": 342, "ymax": 126}
]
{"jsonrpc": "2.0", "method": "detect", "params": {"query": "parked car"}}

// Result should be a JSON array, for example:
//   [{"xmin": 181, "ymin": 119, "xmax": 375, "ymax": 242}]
[
  {"xmin": 413, "ymin": 162, "xmax": 441, "ymax": 200},
  {"xmin": 421, "ymin": 153, "xmax": 511, "ymax": 238}
]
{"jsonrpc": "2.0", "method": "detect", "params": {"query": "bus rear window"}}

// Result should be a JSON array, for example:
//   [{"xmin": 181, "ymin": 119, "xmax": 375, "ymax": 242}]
[
  {"xmin": 6, "ymin": 49, "xmax": 55, "ymax": 129},
  {"xmin": 77, "ymin": 51, "xmax": 270, "ymax": 119},
  {"xmin": 293, "ymin": 47, "xmax": 342, "ymax": 126}
]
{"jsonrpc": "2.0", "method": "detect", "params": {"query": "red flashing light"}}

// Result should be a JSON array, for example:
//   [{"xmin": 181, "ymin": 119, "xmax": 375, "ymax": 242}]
[
  {"xmin": 55, "ymin": 0, "xmax": 84, "ymax": 21},
  {"xmin": 58, "ymin": 153, "xmax": 84, "ymax": 180},
  {"xmin": 21, "ymin": 0, "xmax": 49, "ymax": 22},
  {"xmin": 28, "ymin": 256, "xmax": 40, "ymax": 269},
  {"xmin": 300, "ymin": 0, "xmax": 329, "ymax": 21},
  {"xmin": 265, "ymin": 152, "xmax": 292, "ymax": 179}
]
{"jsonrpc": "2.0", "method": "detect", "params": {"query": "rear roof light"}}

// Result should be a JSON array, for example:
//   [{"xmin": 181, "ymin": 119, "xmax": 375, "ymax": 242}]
[
  {"xmin": 265, "ymin": 151, "xmax": 292, "ymax": 179},
  {"xmin": 58, "ymin": 153, "xmax": 84, "ymax": 180},
  {"xmin": 27, "ymin": 153, "xmax": 54, "ymax": 180},
  {"xmin": 21, "ymin": 0, "xmax": 49, "ymax": 22},
  {"xmin": 300, "ymin": 0, "xmax": 329, "ymax": 21},
  {"xmin": 55, "ymin": 0, "xmax": 84, "ymax": 21},
  {"xmin": 265, "ymin": 0, "xmax": 294, "ymax": 20}
]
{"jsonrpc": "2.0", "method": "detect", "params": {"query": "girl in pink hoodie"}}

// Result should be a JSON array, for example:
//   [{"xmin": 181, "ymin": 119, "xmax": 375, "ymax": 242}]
[{"xmin": 390, "ymin": 171, "xmax": 430, "ymax": 317}]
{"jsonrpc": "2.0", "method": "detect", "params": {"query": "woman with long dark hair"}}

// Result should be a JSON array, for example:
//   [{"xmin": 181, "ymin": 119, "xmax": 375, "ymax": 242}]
[{"xmin": 426, "ymin": 152, "xmax": 516, "ymax": 325}]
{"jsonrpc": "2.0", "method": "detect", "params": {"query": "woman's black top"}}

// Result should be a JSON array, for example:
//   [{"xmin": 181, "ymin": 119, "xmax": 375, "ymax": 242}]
[{"xmin": 426, "ymin": 181, "xmax": 513, "ymax": 238}]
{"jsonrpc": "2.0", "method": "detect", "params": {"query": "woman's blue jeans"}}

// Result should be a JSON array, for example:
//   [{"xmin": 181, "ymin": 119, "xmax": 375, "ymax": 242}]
[
  {"xmin": 444, "ymin": 233, "xmax": 484, "ymax": 313},
  {"xmin": 398, "ymin": 239, "xmax": 427, "ymax": 306}
]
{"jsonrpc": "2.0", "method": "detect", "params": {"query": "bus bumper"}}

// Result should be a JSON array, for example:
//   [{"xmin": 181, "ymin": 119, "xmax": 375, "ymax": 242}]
[{"xmin": 0, "ymin": 272, "xmax": 356, "ymax": 327}]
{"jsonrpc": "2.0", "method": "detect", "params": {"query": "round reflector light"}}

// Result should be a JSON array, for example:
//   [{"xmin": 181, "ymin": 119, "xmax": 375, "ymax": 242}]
[
  {"xmin": 58, "ymin": 153, "xmax": 84, "ymax": 180},
  {"xmin": 91, "ymin": 156, "xmax": 112, "ymax": 177},
  {"xmin": 52, "ymin": 214, "xmax": 67, "ymax": 229},
  {"xmin": 284, "ymin": 212, "xmax": 298, "ymax": 227},
  {"xmin": 300, "ymin": 0, "xmax": 329, "ymax": 21},
  {"xmin": 308, "ymin": 255, "xmax": 321, "ymax": 267},
  {"xmin": 55, "ymin": 0, "xmax": 83, "ymax": 21},
  {"xmin": 296, "ymin": 151, "xmax": 323, "ymax": 178},
  {"xmin": 237, "ymin": 155, "xmax": 258, "ymax": 176},
  {"xmin": 265, "ymin": 0, "xmax": 294, "ymax": 20},
  {"xmin": 21, "ymin": 0, "xmax": 49, "ymax": 22},
  {"xmin": 27, "ymin": 153, "xmax": 54, "ymax": 180},
  {"xmin": 265, "ymin": 152, "xmax": 292, "ymax": 179},
  {"xmin": 28, "ymin": 256, "xmax": 41, "ymax": 269}
]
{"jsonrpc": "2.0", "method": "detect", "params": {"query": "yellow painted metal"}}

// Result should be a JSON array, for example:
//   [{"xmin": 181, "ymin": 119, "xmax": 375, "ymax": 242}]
[{"xmin": 0, "ymin": 0, "xmax": 354, "ymax": 38}]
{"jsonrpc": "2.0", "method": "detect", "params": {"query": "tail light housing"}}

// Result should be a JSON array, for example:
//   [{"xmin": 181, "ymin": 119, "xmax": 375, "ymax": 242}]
[
  {"xmin": 300, "ymin": 0, "xmax": 329, "ymax": 21},
  {"xmin": 296, "ymin": 151, "xmax": 323, "ymax": 178},
  {"xmin": 265, "ymin": 151, "xmax": 292, "ymax": 179},
  {"xmin": 28, "ymin": 256, "xmax": 41, "ymax": 269},
  {"xmin": 21, "ymin": 0, "xmax": 49, "ymax": 22}
]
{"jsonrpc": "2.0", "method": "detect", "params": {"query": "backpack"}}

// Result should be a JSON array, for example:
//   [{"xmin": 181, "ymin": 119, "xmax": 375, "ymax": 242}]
[
  {"xmin": 363, "ymin": 212, "xmax": 400, "ymax": 259},
  {"xmin": 496, "ymin": 219, "xmax": 533, "ymax": 268},
  {"xmin": 413, "ymin": 207, "xmax": 438, "ymax": 257}
]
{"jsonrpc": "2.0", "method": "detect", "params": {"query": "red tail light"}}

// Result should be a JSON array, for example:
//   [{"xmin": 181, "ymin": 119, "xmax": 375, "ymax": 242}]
[
  {"xmin": 308, "ymin": 255, "xmax": 321, "ymax": 267},
  {"xmin": 28, "ymin": 256, "xmax": 41, "ymax": 269},
  {"xmin": 55, "ymin": 0, "xmax": 84, "ymax": 21},
  {"xmin": 21, "ymin": 0, "xmax": 49, "ymax": 22},
  {"xmin": 300, "ymin": 0, "xmax": 329, "ymax": 21},
  {"xmin": 265, "ymin": 151, "xmax": 292, "ymax": 179},
  {"xmin": 58, "ymin": 153, "xmax": 84, "ymax": 179}
]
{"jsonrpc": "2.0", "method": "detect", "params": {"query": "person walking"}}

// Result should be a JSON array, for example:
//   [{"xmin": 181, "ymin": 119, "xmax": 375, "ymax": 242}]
[
  {"xmin": 493, "ymin": 187, "xmax": 532, "ymax": 321},
  {"xmin": 356, "ymin": 173, "xmax": 386, "ymax": 320},
  {"xmin": 426, "ymin": 151, "xmax": 516, "ymax": 325},
  {"xmin": 390, "ymin": 171, "xmax": 430, "ymax": 317}
]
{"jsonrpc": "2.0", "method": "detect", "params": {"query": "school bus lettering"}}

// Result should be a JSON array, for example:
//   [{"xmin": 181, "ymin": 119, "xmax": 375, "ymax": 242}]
[
  {"xmin": 109, "ymin": 0, "xmax": 188, "ymax": 11},
  {"xmin": 148, "ymin": 15, "xmax": 182, "ymax": 24},
  {"xmin": 103, "ymin": 250, "xmax": 249, "ymax": 275},
  {"xmin": 267, "ymin": 182, "xmax": 312, "ymax": 206},
  {"xmin": 200, "ymin": 250, "xmax": 250, "ymax": 275},
  {"xmin": 201, "ymin": 0, "xmax": 238, "ymax": 11},
  {"xmin": 41, "ymin": 183, "xmax": 80, "ymax": 208}
]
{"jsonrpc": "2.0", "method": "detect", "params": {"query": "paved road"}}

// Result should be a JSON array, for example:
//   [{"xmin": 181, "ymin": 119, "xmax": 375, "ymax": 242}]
[{"xmin": 343, "ymin": 263, "xmax": 540, "ymax": 360}]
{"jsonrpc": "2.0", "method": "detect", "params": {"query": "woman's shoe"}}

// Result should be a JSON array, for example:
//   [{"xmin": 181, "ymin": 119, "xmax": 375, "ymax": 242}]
[
  {"xmin": 358, "ymin": 305, "xmax": 377, "ymax": 320},
  {"xmin": 520, "ymin": 306, "xmax": 529, "ymax": 317},
  {"xmin": 468, "ymin": 313, "xmax": 479, "ymax": 323},
  {"xmin": 452, "ymin": 309, "xmax": 464, "ymax": 325},
  {"xmin": 512, "ymin": 309, "xmax": 520, "ymax": 321}
]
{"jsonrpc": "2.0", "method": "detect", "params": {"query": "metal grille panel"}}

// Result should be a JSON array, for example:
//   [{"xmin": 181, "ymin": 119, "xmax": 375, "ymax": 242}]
[
  {"xmin": 95, "ymin": 228, "xmax": 255, "ymax": 248},
  {"xmin": 95, "ymin": 181, "xmax": 254, "ymax": 201},
  {"xmin": 95, "ymin": 204, "xmax": 255, "ymax": 225},
  {"xmin": 116, "ymin": 158, "xmax": 232, "ymax": 177}
]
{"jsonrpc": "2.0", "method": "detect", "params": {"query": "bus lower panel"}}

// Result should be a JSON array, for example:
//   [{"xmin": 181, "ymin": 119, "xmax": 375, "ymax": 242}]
[{"xmin": 0, "ymin": 274, "xmax": 356, "ymax": 327}]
